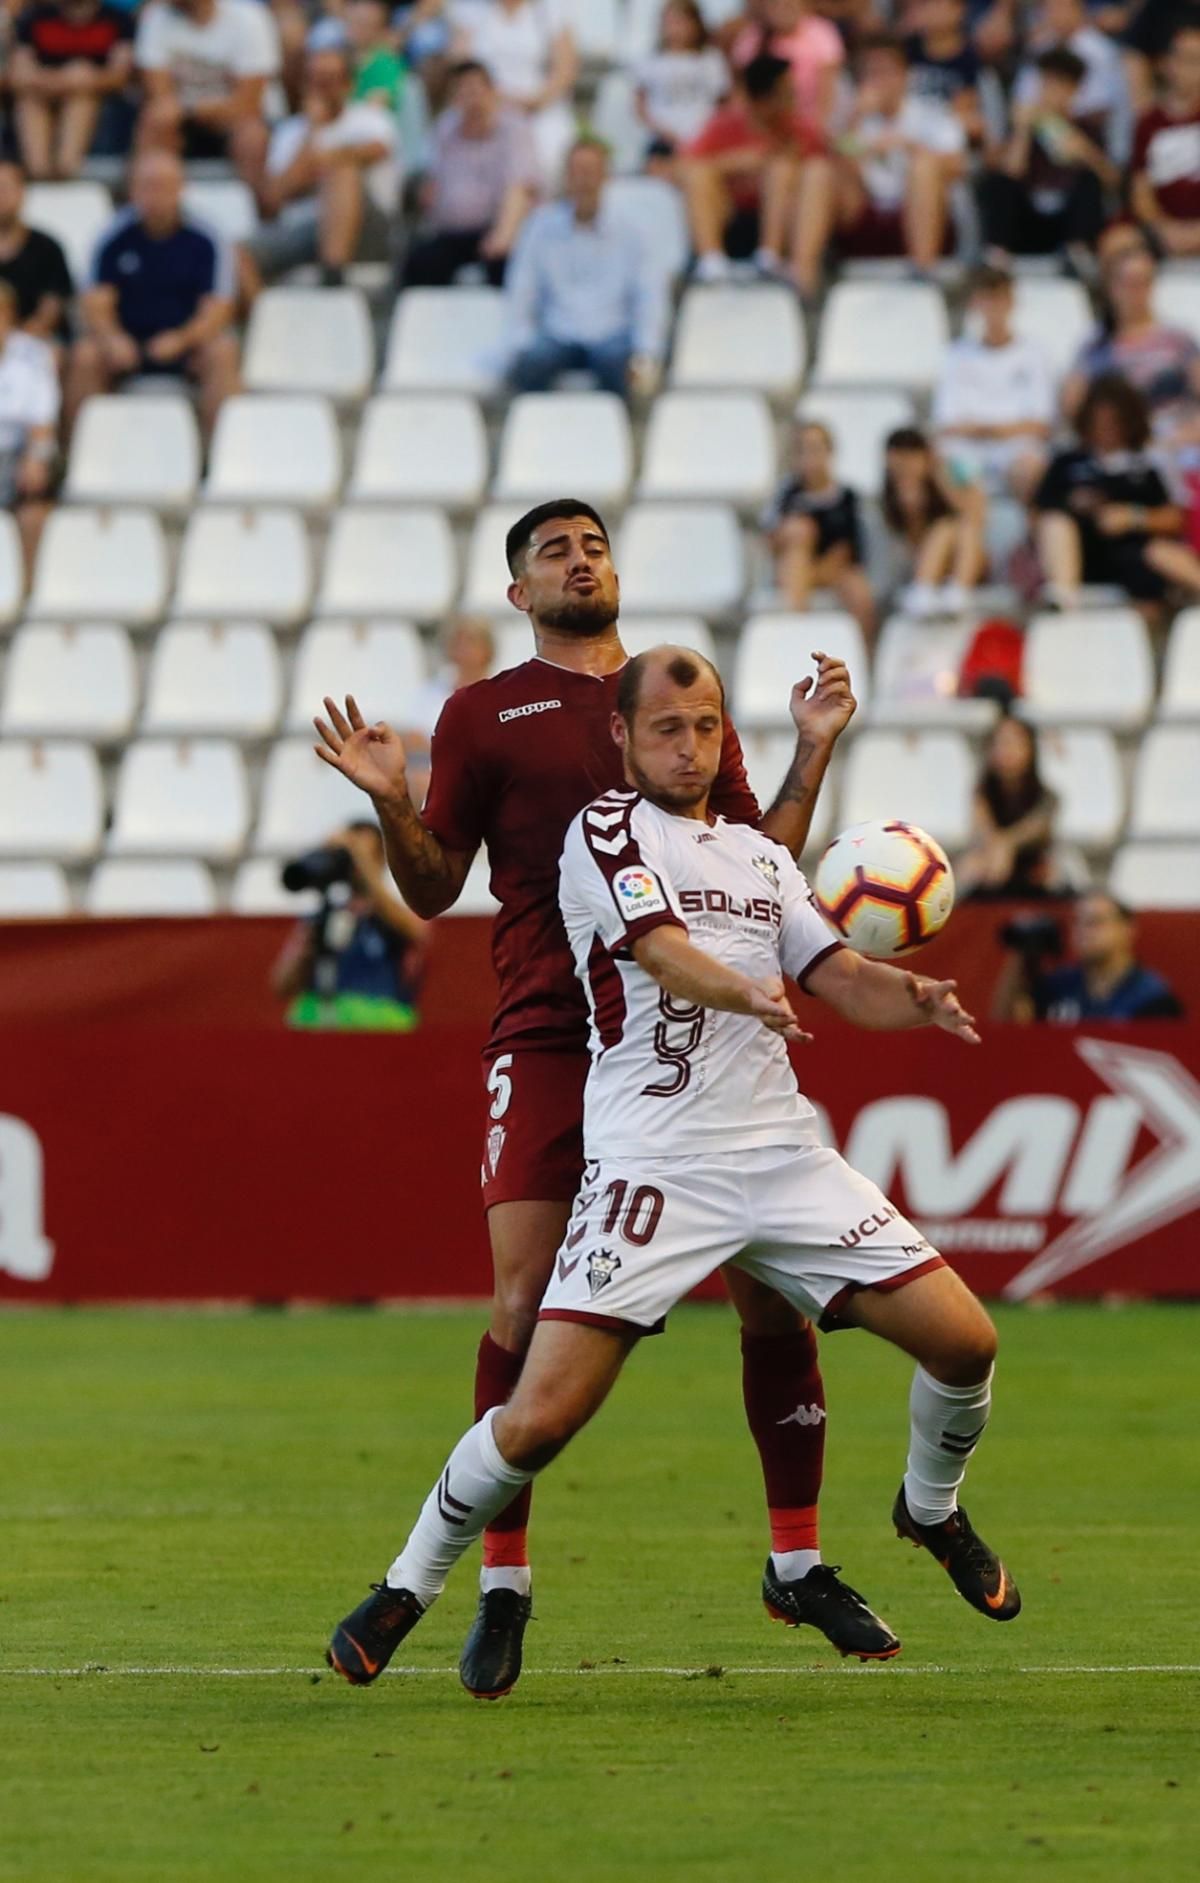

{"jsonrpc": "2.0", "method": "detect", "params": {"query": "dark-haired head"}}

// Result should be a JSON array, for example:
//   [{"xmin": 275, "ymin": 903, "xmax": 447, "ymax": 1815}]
[
  {"xmin": 505, "ymin": 499, "xmax": 610, "ymax": 575},
  {"xmin": 1076, "ymin": 373, "xmax": 1152, "ymax": 452},
  {"xmin": 742, "ymin": 52, "xmax": 792, "ymax": 101},
  {"xmin": 505, "ymin": 501, "xmax": 619, "ymax": 641}
]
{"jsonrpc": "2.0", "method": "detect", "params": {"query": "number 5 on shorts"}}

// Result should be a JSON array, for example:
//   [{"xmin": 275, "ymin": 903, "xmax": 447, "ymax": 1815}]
[{"xmin": 487, "ymin": 1054, "xmax": 514, "ymax": 1121}]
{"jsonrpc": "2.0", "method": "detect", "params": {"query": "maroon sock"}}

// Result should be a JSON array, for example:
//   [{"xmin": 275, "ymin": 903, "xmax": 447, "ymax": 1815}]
[
  {"xmin": 474, "ymin": 1331, "xmax": 532, "ymax": 1564},
  {"xmin": 741, "ymin": 1325, "xmax": 826, "ymax": 1554}
]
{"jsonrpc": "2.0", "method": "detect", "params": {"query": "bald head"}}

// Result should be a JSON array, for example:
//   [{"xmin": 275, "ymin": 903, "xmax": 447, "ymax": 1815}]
[
  {"xmin": 616, "ymin": 646, "xmax": 725, "ymax": 722},
  {"xmin": 131, "ymin": 150, "xmax": 184, "ymax": 233},
  {"xmin": 611, "ymin": 645, "xmax": 726, "ymax": 818}
]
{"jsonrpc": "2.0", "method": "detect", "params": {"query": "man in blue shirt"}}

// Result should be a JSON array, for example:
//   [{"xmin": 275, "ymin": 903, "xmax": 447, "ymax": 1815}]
[
  {"xmin": 65, "ymin": 148, "xmax": 239, "ymax": 435},
  {"xmin": 1007, "ymin": 890, "xmax": 1184, "ymax": 1022},
  {"xmin": 504, "ymin": 137, "xmax": 668, "ymax": 402}
]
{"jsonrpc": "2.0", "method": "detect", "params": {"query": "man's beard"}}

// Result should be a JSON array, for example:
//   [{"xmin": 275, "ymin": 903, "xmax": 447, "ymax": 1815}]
[
  {"xmin": 536, "ymin": 591, "xmax": 618, "ymax": 637},
  {"xmin": 625, "ymin": 752, "xmax": 710, "ymax": 812}
]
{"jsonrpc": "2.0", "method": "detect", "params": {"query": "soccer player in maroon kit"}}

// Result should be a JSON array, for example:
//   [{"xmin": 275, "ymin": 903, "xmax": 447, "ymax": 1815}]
[{"xmin": 315, "ymin": 500, "xmax": 894, "ymax": 1696}]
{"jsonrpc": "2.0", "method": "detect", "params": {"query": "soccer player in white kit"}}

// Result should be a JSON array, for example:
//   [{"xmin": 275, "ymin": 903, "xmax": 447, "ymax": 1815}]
[{"xmin": 327, "ymin": 647, "xmax": 1020, "ymax": 1690}]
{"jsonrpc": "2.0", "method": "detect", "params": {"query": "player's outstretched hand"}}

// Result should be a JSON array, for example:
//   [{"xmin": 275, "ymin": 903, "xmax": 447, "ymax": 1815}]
[
  {"xmin": 789, "ymin": 652, "xmax": 857, "ymax": 746},
  {"xmin": 906, "ymin": 974, "xmax": 980, "ymax": 1045},
  {"xmin": 314, "ymin": 695, "xmax": 408, "ymax": 805},
  {"xmin": 746, "ymin": 976, "xmax": 813, "ymax": 1044}
]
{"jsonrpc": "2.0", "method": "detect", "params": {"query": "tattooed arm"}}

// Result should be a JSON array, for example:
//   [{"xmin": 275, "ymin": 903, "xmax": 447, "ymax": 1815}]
[{"xmin": 757, "ymin": 653, "xmax": 857, "ymax": 858}]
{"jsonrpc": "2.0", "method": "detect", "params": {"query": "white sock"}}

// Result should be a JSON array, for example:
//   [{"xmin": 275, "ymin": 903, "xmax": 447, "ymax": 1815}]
[
  {"xmin": 385, "ymin": 1410, "xmax": 535, "ymax": 1606},
  {"xmin": 481, "ymin": 1565, "xmax": 533, "ymax": 1597},
  {"xmin": 771, "ymin": 1548, "xmax": 822, "ymax": 1582},
  {"xmin": 904, "ymin": 1365, "xmax": 992, "ymax": 1526}
]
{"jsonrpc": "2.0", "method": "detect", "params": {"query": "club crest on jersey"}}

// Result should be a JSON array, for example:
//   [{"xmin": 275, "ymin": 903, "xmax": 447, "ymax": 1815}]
[
  {"xmin": 613, "ymin": 866, "xmax": 667, "ymax": 916},
  {"xmin": 752, "ymin": 853, "xmax": 782, "ymax": 894},
  {"xmin": 587, "ymin": 1248, "xmax": 621, "ymax": 1296},
  {"xmin": 486, "ymin": 1123, "xmax": 506, "ymax": 1175}
]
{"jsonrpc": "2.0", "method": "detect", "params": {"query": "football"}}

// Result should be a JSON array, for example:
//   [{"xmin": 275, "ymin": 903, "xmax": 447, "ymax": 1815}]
[{"xmin": 814, "ymin": 819, "xmax": 955, "ymax": 959}]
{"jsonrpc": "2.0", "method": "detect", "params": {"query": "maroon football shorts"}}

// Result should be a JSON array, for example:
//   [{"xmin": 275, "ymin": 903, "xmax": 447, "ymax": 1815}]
[{"xmin": 480, "ymin": 1049, "xmax": 588, "ymax": 1211}]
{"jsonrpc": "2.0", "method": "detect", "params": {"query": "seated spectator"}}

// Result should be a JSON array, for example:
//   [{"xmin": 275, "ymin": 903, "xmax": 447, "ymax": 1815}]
[
  {"xmin": 66, "ymin": 150, "xmax": 239, "ymax": 436},
  {"xmin": 761, "ymin": 418, "xmax": 875, "ymax": 637},
  {"xmin": 789, "ymin": 34, "xmax": 966, "ymax": 298},
  {"xmin": 401, "ymin": 60, "xmax": 537, "ymax": 287},
  {"xmin": 402, "ymin": 615, "xmax": 495, "ymax": 801},
  {"xmin": 633, "ymin": 0, "xmax": 730, "ymax": 169},
  {"xmin": 977, "ymin": 48, "xmax": 1110, "ymax": 265},
  {"xmin": 682, "ymin": 53, "xmax": 819, "ymax": 282},
  {"xmin": 346, "ymin": 0, "xmax": 408, "ymax": 112},
  {"xmin": 958, "ymin": 714, "xmax": 1060, "ymax": 899},
  {"xmin": 505, "ymin": 137, "xmax": 667, "ymax": 399},
  {"xmin": 1131, "ymin": 23, "xmax": 1200, "ymax": 261},
  {"xmin": 394, "ymin": 0, "xmax": 456, "ymax": 105},
  {"xmin": 10, "ymin": 0, "xmax": 135, "ymax": 181},
  {"xmin": 449, "ymin": 0, "xmax": 579, "ymax": 188},
  {"xmin": 1112, "ymin": 0, "xmax": 1199, "ymax": 113},
  {"xmin": 882, "ymin": 424, "xmax": 987, "ymax": 617},
  {"xmin": 995, "ymin": 889, "xmax": 1184, "ymax": 1021},
  {"xmin": 727, "ymin": 0, "xmax": 843, "ymax": 128},
  {"xmin": 247, "ymin": 46, "xmax": 399, "ymax": 286},
  {"xmin": 1011, "ymin": 0, "xmax": 1131, "ymax": 165},
  {"xmin": 0, "ymin": 280, "xmax": 60, "ymax": 574},
  {"xmin": 906, "ymin": 0, "xmax": 983, "ymax": 143},
  {"xmin": 1033, "ymin": 374, "xmax": 1200, "ymax": 616},
  {"xmin": 0, "ymin": 163, "xmax": 73, "ymax": 342},
  {"xmin": 135, "ymin": 0, "xmax": 279, "ymax": 183},
  {"xmin": 933, "ymin": 264, "xmax": 1054, "ymax": 502}
]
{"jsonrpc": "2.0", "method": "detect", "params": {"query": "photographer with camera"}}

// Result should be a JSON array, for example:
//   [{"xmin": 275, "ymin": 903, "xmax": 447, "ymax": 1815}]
[
  {"xmin": 272, "ymin": 821, "xmax": 428, "ymax": 1030},
  {"xmin": 993, "ymin": 889, "xmax": 1184, "ymax": 1024}
]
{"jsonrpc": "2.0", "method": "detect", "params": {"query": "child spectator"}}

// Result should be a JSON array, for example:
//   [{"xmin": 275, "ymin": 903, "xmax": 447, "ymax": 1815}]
[
  {"xmin": 633, "ymin": 0, "xmax": 729, "ymax": 166},
  {"xmin": 727, "ymin": 0, "xmax": 843, "ymax": 129},
  {"xmin": 762, "ymin": 417, "xmax": 875, "ymax": 638},
  {"xmin": 882, "ymin": 425, "xmax": 987, "ymax": 617},
  {"xmin": 933, "ymin": 263, "xmax": 1054, "ymax": 502},
  {"xmin": 905, "ymin": 0, "xmax": 983, "ymax": 143},
  {"xmin": 977, "ymin": 47, "xmax": 1110, "ymax": 263},
  {"xmin": 346, "ymin": 0, "xmax": 407, "ymax": 113},
  {"xmin": 958, "ymin": 715, "xmax": 1060, "ymax": 899},
  {"xmin": 1130, "ymin": 22, "xmax": 1200, "ymax": 260},
  {"xmin": 1011, "ymin": 0, "xmax": 1131, "ymax": 165},
  {"xmin": 10, "ymin": 0, "xmax": 135, "ymax": 181}
]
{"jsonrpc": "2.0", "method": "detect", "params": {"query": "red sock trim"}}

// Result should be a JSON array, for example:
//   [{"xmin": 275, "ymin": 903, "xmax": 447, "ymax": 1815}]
[
  {"xmin": 769, "ymin": 1506, "xmax": 820, "ymax": 1554},
  {"xmin": 482, "ymin": 1529, "xmax": 530, "ymax": 1569}
]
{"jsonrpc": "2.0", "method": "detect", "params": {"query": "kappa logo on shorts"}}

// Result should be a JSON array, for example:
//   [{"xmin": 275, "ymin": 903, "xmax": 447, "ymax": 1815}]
[{"xmin": 587, "ymin": 1247, "xmax": 621, "ymax": 1296}]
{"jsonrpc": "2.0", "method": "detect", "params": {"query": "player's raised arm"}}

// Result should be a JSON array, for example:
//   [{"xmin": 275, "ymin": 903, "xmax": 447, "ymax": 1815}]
[
  {"xmin": 632, "ymin": 926, "xmax": 811, "ymax": 1042},
  {"xmin": 805, "ymin": 948, "xmax": 981, "ymax": 1043},
  {"xmin": 756, "ymin": 652, "xmax": 857, "ymax": 858},
  {"xmin": 313, "ymin": 695, "xmax": 474, "ymax": 918}
]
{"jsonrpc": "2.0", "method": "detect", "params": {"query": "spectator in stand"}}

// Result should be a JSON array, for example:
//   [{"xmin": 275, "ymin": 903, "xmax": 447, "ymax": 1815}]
[
  {"xmin": 393, "ymin": 0, "xmax": 455, "ymax": 108},
  {"xmin": 1033, "ymin": 374, "xmax": 1200, "ymax": 616},
  {"xmin": 0, "ymin": 280, "xmax": 60, "ymax": 575},
  {"xmin": 401, "ymin": 60, "xmax": 538, "ymax": 286},
  {"xmin": 682, "ymin": 53, "xmax": 820, "ymax": 281},
  {"xmin": 905, "ymin": 0, "xmax": 983, "ymax": 144},
  {"xmin": 346, "ymin": 0, "xmax": 408, "ymax": 112},
  {"xmin": 135, "ymin": 0, "xmax": 280, "ymax": 183},
  {"xmin": 727, "ymin": 0, "xmax": 843, "ymax": 128},
  {"xmin": 402, "ymin": 615, "xmax": 496, "ymax": 802},
  {"xmin": 1011, "ymin": 0, "xmax": 1131, "ymax": 165},
  {"xmin": 762, "ymin": 417, "xmax": 876, "ymax": 638},
  {"xmin": 633, "ymin": 0, "xmax": 730, "ymax": 170},
  {"xmin": 0, "ymin": 163, "xmax": 73, "ymax": 342},
  {"xmin": 933, "ymin": 264, "xmax": 1054, "ymax": 503},
  {"xmin": 1130, "ymin": 22, "xmax": 1200, "ymax": 260},
  {"xmin": 247, "ymin": 45, "xmax": 399, "ymax": 285},
  {"xmin": 1123, "ymin": 0, "xmax": 1200, "ymax": 113},
  {"xmin": 882, "ymin": 424, "xmax": 988, "ymax": 617},
  {"xmin": 996, "ymin": 889, "xmax": 1183, "ymax": 1022},
  {"xmin": 977, "ymin": 48, "xmax": 1110, "ymax": 265},
  {"xmin": 10, "ymin": 0, "xmax": 136, "ymax": 181},
  {"xmin": 789, "ymin": 34, "xmax": 966, "ymax": 298},
  {"xmin": 958, "ymin": 715, "xmax": 1060, "ymax": 899},
  {"xmin": 505, "ymin": 136, "xmax": 667, "ymax": 398},
  {"xmin": 449, "ymin": 0, "xmax": 579, "ymax": 187},
  {"xmin": 66, "ymin": 150, "xmax": 239, "ymax": 435}
]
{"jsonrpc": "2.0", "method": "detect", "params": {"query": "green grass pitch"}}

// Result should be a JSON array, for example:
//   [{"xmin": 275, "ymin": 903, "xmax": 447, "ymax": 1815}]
[{"xmin": 1, "ymin": 1303, "xmax": 1196, "ymax": 1882}]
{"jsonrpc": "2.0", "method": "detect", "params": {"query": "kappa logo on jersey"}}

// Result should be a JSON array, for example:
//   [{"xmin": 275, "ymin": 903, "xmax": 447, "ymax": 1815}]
[
  {"xmin": 498, "ymin": 698, "xmax": 562, "ymax": 723},
  {"xmin": 614, "ymin": 867, "xmax": 667, "ymax": 916},
  {"xmin": 752, "ymin": 853, "xmax": 782, "ymax": 894},
  {"xmin": 587, "ymin": 1247, "xmax": 621, "ymax": 1296}
]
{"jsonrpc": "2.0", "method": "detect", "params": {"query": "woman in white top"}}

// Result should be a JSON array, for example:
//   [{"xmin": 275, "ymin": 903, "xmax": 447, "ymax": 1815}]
[
  {"xmin": 634, "ymin": 0, "xmax": 730, "ymax": 167},
  {"xmin": 450, "ymin": 0, "xmax": 579, "ymax": 186},
  {"xmin": 0, "ymin": 280, "xmax": 58, "ymax": 575}
]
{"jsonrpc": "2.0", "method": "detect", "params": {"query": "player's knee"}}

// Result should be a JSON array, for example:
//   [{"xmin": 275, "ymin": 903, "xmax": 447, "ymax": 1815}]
[
  {"xmin": 496, "ymin": 1390, "xmax": 580, "ymax": 1471},
  {"xmin": 939, "ymin": 1310, "xmax": 998, "ymax": 1385}
]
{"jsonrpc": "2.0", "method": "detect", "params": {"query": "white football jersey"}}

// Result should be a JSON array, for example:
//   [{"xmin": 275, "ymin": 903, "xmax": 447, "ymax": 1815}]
[{"xmin": 558, "ymin": 790, "xmax": 842, "ymax": 1160}]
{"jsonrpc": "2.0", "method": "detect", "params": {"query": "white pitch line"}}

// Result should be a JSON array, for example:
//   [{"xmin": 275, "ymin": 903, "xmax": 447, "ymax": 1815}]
[{"xmin": 1, "ymin": 1663, "xmax": 1197, "ymax": 1679}]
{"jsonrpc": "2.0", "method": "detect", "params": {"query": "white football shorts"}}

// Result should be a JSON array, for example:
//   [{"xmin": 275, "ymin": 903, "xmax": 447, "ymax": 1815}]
[{"xmin": 539, "ymin": 1143, "xmax": 945, "ymax": 1334}]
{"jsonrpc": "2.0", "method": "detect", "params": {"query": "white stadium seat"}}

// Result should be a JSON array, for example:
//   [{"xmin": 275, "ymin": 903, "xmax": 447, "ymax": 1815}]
[
  {"xmin": 255, "ymin": 737, "xmax": 374, "ymax": 851},
  {"xmin": 734, "ymin": 614, "xmax": 870, "ymax": 729},
  {"xmin": 741, "ymin": 729, "xmax": 835, "ymax": 851},
  {"xmin": 1037, "ymin": 727, "xmax": 1124, "ymax": 847},
  {"xmin": 175, "ymin": 508, "xmax": 313, "ymax": 624},
  {"xmin": 1156, "ymin": 269, "xmax": 1200, "ymax": 339},
  {"xmin": 2, "ymin": 623, "xmax": 136, "ymax": 741},
  {"xmin": 494, "ymin": 393, "xmax": 634, "ymax": 507},
  {"xmin": 1024, "ymin": 609, "xmax": 1155, "ymax": 729},
  {"xmin": 25, "ymin": 181, "xmax": 111, "ymax": 281},
  {"xmin": 205, "ymin": 395, "xmax": 342, "ymax": 506},
  {"xmin": 243, "ymin": 287, "xmax": 373, "ymax": 398},
  {"xmin": 462, "ymin": 504, "xmax": 525, "ymax": 615},
  {"xmin": 617, "ymin": 503, "xmax": 745, "ymax": 615},
  {"xmin": 798, "ymin": 390, "xmax": 916, "ymax": 497},
  {"xmin": 87, "ymin": 858, "xmax": 217, "ymax": 917},
  {"xmin": 670, "ymin": 286, "xmax": 805, "ymax": 397},
  {"xmin": 871, "ymin": 616, "xmax": 998, "ymax": 730},
  {"xmin": 1012, "ymin": 276, "xmax": 1093, "ymax": 380},
  {"xmin": 231, "ymin": 855, "xmax": 320, "ymax": 915},
  {"xmin": 1160, "ymin": 608, "xmax": 1200, "ymax": 720},
  {"xmin": 639, "ymin": 391, "xmax": 776, "ymax": 506},
  {"xmin": 605, "ymin": 176, "xmax": 690, "ymax": 282},
  {"xmin": 0, "ymin": 740, "xmax": 103, "ymax": 858},
  {"xmin": 286, "ymin": 619, "xmax": 424, "ymax": 730},
  {"xmin": 1110, "ymin": 842, "xmax": 1200, "ymax": 910},
  {"xmin": 349, "ymin": 395, "xmax": 488, "ymax": 507},
  {"xmin": 839, "ymin": 729, "xmax": 973, "ymax": 850},
  {"xmin": 1129, "ymin": 726, "xmax": 1200, "ymax": 840},
  {"xmin": 142, "ymin": 622, "xmax": 282, "ymax": 737},
  {"xmin": 28, "ymin": 509, "xmax": 168, "ymax": 625},
  {"xmin": 813, "ymin": 281, "xmax": 950, "ymax": 391},
  {"xmin": 0, "ymin": 861, "xmax": 71, "ymax": 917},
  {"xmin": 66, "ymin": 396, "xmax": 200, "ymax": 508},
  {"xmin": 383, "ymin": 288, "xmax": 507, "ymax": 394},
  {"xmin": 109, "ymin": 739, "xmax": 250, "ymax": 859},
  {"xmin": 182, "ymin": 179, "xmax": 258, "ymax": 245},
  {"xmin": 318, "ymin": 508, "xmax": 457, "ymax": 619},
  {"xmin": 591, "ymin": 71, "xmax": 644, "ymax": 172},
  {"xmin": 0, "ymin": 514, "xmax": 22, "ymax": 626},
  {"xmin": 561, "ymin": 0, "xmax": 620, "ymax": 60}
]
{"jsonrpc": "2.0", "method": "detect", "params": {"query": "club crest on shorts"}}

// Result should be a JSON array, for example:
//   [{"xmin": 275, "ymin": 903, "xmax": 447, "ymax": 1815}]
[
  {"xmin": 752, "ymin": 853, "xmax": 781, "ymax": 894},
  {"xmin": 486, "ymin": 1123, "xmax": 506, "ymax": 1175},
  {"xmin": 587, "ymin": 1247, "xmax": 621, "ymax": 1296}
]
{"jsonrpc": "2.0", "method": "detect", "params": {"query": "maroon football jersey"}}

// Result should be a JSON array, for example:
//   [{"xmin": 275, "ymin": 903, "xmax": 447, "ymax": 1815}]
[
  {"xmin": 422, "ymin": 657, "xmax": 762, "ymax": 1057},
  {"xmin": 1134, "ymin": 105, "xmax": 1200, "ymax": 222}
]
